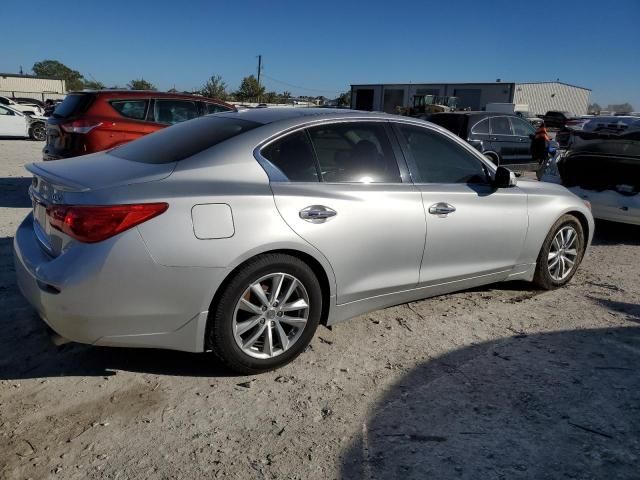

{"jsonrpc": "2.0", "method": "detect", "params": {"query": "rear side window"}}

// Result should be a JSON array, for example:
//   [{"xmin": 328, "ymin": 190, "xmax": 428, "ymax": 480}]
[
  {"xmin": 491, "ymin": 117, "xmax": 513, "ymax": 135},
  {"xmin": 154, "ymin": 99, "xmax": 199, "ymax": 124},
  {"xmin": 510, "ymin": 117, "xmax": 535, "ymax": 136},
  {"xmin": 206, "ymin": 103, "xmax": 233, "ymax": 114},
  {"xmin": 110, "ymin": 100, "xmax": 148, "ymax": 120},
  {"xmin": 308, "ymin": 122, "xmax": 401, "ymax": 183},
  {"xmin": 261, "ymin": 130, "xmax": 319, "ymax": 182},
  {"xmin": 110, "ymin": 116, "xmax": 260, "ymax": 164},
  {"xmin": 428, "ymin": 114, "xmax": 467, "ymax": 137},
  {"xmin": 52, "ymin": 94, "xmax": 94, "ymax": 118}
]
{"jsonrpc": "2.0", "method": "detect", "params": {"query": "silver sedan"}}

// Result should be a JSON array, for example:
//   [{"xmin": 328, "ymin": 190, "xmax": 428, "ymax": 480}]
[{"xmin": 14, "ymin": 108, "xmax": 594, "ymax": 373}]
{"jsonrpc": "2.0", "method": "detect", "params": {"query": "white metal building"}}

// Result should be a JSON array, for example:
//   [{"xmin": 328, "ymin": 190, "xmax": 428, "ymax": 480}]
[
  {"xmin": 513, "ymin": 82, "xmax": 591, "ymax": 117},
  {"xmin": 0, "ymin": 73, "xmax": 67, "ymax": 101},
  {"xmin": 351, "ymin": 81, "xmax": 590, "ymax": 116}
]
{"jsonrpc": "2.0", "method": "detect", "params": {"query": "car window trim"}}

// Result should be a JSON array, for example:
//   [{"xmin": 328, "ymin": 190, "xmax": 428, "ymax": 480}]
[
  {"xmin": 390, "ymin": 120, "xmax": 495, "ymax": 186},
  {"xmin": 254, "ymin": 118, "xmax": 410, "ymax": 185},
  {"xmin": 490, "ymin": 115, "xmax": 515, "ymax": 136},
  {"xmin": 470, "ymin": 117, "xmax": 490, "ymax": 135}
]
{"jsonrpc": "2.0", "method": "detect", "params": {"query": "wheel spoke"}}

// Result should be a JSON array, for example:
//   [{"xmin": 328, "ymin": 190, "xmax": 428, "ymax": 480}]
[
  {"xmin": 281, "ymin": 278, "xmax": 299, "ymax": 305},
  {"xmin": 274, "ymin": 320, "xmax": 290, "ymax": 351},
  {"xmin": 239, "ymin": 298, "xmax": 263, "ymax": 315},
  {"xmin": 548, "ymin": 250, "xmax": 559, "ymax": 261},
  {"xmin": 560, "ymin": 256, "xmax": 568, "ymax": 277},
  {"xmin": 564, "ymin": 229, "xmax": 575, "ymax": 248},
  {"xmin": 263, "ymin": 323, "xmax": 274, "ymax": 356},
  {"xmin": 564, "ymin": 256, "xmax": 575, "ymax": 267},
  {"xmin": 280, "ymin": 298, "xmax": 309, "ymax": 312},
  {"xmin": 271, "ymin": 273, "xmax": 285, "ymax": 304},
  {"xmin": 548, "ymin": 256, "xmax": 560, "ymax": 270},
  {"xmin": 279, "ymin": 315, "xmax": 307, "ymax": 328},
  {"xmin": 565, "ymin": 248, "xmax": 577, "ymax": 257},
  {"xmin": 251, "ymin": 283, "xmax": 270, "ymax": 308},
  {"xmin": 243, "ymin": 323, "xmax": 266, "ymax": 349},
  {"xmin": 552, "ymin": 236, "xmax": 561, "ymax": 251},
  {"xmin": 236, "ymin": 315, "xmax": 261, "ymax": 335}
]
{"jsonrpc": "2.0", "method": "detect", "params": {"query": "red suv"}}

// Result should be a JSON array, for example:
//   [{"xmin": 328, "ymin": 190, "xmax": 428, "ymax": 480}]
[{"xmin": 42, "ymin": 90, "xmax": 234, "ymax": 160}]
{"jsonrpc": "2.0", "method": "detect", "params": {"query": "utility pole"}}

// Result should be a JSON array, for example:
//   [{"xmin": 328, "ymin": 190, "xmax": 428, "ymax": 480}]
[{"xmin": 257, "ymin": 55, "xmax": 262, "ymax": 102}]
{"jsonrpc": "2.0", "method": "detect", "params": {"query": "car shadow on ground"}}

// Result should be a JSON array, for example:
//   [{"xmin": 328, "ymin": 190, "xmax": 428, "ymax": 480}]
[
  {"xmin": 592, "ymin": 219, "xmax": 640, "ymax": 246},
  {"xmin": 341, "ymin": 326, "xmax": 640, "ymax": 479},
  {"xmin": 0, "ymin": 177, "xmax": 31, "ymax": 208}
]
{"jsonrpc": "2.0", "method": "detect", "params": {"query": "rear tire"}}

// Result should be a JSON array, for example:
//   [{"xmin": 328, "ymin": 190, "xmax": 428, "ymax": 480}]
[
  {"xmin": 533, "ymin": 214, "xmax": 585, "ymax": 290},
  {"xmin": 208, "ymin": 253, "xmax": 322, "ymax": 374},
  {"xmin": 29, "ymin": 123, "xmax": 46, "ymax": 141}
]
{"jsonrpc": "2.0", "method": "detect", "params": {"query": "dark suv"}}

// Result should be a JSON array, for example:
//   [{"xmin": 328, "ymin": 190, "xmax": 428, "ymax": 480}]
[
  {"xmin": 540, "ymin": 111, "xmax": 573, "ymax": 130},
  {"xmin": 43, "ymin": 90, "xmax": 234, "ymax": 160},
  {"xmin": 429, "ymin": 111, "xmax": 536, "ymax": 166}
]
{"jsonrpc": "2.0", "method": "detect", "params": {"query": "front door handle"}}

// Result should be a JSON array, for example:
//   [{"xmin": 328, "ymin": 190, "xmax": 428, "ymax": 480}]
[
  {"xmin": 299, "ymin": 205, "xmax": 337, "ymax": 223},
  {"xmin": 428, "ymin": 202, "xmax": 456, "ymax": 215}
]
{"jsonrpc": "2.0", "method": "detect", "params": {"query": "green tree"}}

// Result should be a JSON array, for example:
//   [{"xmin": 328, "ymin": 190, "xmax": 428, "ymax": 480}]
[
  {"xmin": 606, "ymin": 102, "xmax": 634, "ymax": 113},
  {"xmin": 263, "ymin": 91, "xmax": 279, "ymax": 103},
  {"xmin": 83, "ymin": 79, "xmax": 105, "ymax": 90},
  {"xmin": 200, "ymin": 75, "xmax": 228, "ymax": 100},
  {"xmin": 32, "ymin": 60, "xmax": 85, "ymax": 91},
  {"xmin": 235, "ymin": 75, "xmax": 265, "ymax": 102},
  {"xmin": 127, "ymin": 78, "xmax": 156, "ymax": 90},
  {"xmin": 337, "ymin": 90, "xmax": 351, "ymax": 107}
]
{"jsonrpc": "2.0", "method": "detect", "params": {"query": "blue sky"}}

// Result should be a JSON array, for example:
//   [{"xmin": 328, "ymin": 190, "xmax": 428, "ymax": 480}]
[{"xmin": 2, "ymin": 0, "xmax": 639, "ymax": 107}]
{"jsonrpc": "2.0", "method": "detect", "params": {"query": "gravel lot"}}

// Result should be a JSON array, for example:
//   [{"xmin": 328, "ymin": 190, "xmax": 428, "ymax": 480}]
[{"xmin": 1, "ymin": 139, "xmax": 639, "ymax": 479}]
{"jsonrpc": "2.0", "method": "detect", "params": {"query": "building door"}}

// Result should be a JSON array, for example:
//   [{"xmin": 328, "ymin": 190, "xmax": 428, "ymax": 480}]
[
  {"xmin": 354, "ymin": 89, "xmax": 374, "ymax": 111},
  {"xmin": 383, "ymin": 89, "xmax": 405, "ymax": 113},
  {"xmin": 453, "ymin": 88, "xmax": 482, "ymax": 110}
]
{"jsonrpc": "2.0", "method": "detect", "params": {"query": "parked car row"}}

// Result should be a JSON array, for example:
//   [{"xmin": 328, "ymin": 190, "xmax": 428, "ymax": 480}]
[{"xmin": 0, "ymin": 95, "xmax": 45, "ymax": 116}]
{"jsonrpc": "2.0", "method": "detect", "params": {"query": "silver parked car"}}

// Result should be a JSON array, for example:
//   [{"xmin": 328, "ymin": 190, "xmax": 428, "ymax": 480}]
[{"xmin": 14, "ymin": 108, "xmax": 594, "ymax": 373}]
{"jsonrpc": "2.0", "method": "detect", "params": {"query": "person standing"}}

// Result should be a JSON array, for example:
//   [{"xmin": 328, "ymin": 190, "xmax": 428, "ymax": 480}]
[{"xmin": 531, "ymin": 123, "xmax": 551, "ymax": 180}]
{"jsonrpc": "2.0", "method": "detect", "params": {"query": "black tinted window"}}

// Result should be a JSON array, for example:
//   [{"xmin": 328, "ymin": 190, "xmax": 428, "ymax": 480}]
[
  {"xmin": 110, "ymin": 116, "xmax": 259, "ymax": 164},
  {"xmin": 491, "ymin": 116, "xmax": 513, "ymax": 135},
  {"xmin": 429, "ymin": 114, "xmax": 467, "ymax": 137},
  {"xmin": 206, "ymin": 103, "xmax": 232, "ymax": 114},
  {"xmin": 261, "ymin": 130, "xmax": 319, "ymax": 182},
  {"xmin": 110, "ymin": 100, "xmax": 148, "ymax": 120},
  {"xmin": 511, "ymin": 117, "xmax": 535, "ymax": 136},
  {"xmin": 397, "ymin": 125, "xmax": 488, "ymax": 184},
  {"xmin": 154, "ymin": 99, "xmax": 199, "ymax": 124},
  {"xmin": 471, "ymin": 118, "xmax": 489, "ymax": 134},
  {"xmin": 307, "ymin": 122, "xmax": 401, "ymax": 183},
  {"xmin": 52, "ymin": 94, "xmax": 94, "ymax": 118}
]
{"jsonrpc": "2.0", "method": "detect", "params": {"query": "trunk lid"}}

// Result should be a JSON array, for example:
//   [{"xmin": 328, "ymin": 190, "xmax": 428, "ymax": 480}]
[
  {"xmin": 27, "ymin": 152, "xmax": 175, "ymax": 256},
  {"xmin": 44, "ymin": 93, "xmax": 96, "ymax": 159}
]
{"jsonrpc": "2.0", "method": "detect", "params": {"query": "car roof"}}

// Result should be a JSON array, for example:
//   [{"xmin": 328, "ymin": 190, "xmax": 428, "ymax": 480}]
[
  {"xmin": 212, "ymin": 107, "xmax": 389, "ymax": 125},
  {"xmin": 430, "ymin": 111, "xmax": 517, "ymax": 117},
  {"xmin": 67, "ymin": 89, "xmax": 232, "ymax": 105}
]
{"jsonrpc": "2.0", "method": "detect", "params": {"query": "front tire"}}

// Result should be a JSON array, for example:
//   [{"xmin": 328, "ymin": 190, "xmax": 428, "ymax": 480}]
[
  {"xmin": 208, "ymin": 253, "xmax": 322, "ymax": 374},
  {"xmin": 533, "ymin": 215, "xmax": 585, "ymax": 289}
]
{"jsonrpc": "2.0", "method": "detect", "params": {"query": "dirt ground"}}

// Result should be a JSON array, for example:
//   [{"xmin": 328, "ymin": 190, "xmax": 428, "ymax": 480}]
[{"xmin": 1, "ymin": 139, "xmax": 638, "ymax": 480}]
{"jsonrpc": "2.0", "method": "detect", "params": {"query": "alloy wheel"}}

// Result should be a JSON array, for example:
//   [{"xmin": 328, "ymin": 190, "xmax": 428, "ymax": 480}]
[
  {"xmin": 547, "ymin": 226, "xmax": 578, "ymax": 281},
  {"xmin": 232, "ymin": 273, "xmax": 310, "ymax": 359}
]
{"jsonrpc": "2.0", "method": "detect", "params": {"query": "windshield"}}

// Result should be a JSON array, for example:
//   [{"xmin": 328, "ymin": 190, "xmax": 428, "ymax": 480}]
[{"xmin": 110, "ymin": 116, "xmax": 260, "ymax": 163}]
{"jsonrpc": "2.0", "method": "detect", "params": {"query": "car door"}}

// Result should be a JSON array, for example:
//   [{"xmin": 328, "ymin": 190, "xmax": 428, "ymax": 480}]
[
  {"xmin": 392, "ymin": 122, "xmax": 528, "ymax": 287},
  {"xmin": 466, "ymin": 116, "xmax": 492, "ymax": 154},
  {"xmin": 0, "ymin": 106, "xmax": 27, "ymax": 137},
  {"xmin": 509, "ymin": 116, "xmax": 536, "ymax": 164},
  {"xmin": 262, "ymin": 121, "xmax": 426, "ymax": 304},
  {"xmin": 489, "ymin": 115, "xmax": 519, "ymax": 163}
]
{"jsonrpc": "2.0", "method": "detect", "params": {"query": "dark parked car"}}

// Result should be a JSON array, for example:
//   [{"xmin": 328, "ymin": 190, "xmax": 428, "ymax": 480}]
[
  {"xmin": 540, "ymin": 111, "xmax": 573, "ymax": 130},
  {"xmin": 43, "ymin": 90, "xmax": 235, "ymax": 160},
  {"xmin": 429, "ymin": 112, "xmax": 536, "ymax": 166}
]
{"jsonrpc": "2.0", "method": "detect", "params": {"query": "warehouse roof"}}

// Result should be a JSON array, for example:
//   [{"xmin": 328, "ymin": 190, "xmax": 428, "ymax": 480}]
[{"xmin": 0, "ymin": 73, "xmax": 64, "ymax": 81}]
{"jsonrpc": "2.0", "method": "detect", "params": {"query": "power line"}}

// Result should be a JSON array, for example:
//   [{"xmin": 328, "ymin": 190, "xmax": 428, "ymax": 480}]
[{"xmin": 260, "ymin": 73, "xmax": 343, "ymax": 96}]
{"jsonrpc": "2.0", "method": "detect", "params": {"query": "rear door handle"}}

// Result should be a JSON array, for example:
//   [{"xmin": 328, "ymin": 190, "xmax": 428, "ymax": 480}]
[
  {"xmin": 428, "ymin": 202, "xmax": 456, "ymax": 215},
  {"xmin": 299, "ymin": 205, "xmax": 337, "ymax": 223}
]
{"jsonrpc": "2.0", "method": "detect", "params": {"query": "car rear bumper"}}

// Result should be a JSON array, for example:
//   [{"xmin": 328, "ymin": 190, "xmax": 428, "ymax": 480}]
[
  {"xmin": 568, "ymin": 187, "xmax": 640, "ymax": 226},
  {"xmin": 13, "ymin": 213, "xmax": 227, "ymax": 352}
]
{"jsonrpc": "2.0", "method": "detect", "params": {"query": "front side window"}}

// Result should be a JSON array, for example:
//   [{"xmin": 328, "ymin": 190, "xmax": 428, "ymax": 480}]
[
  {"xmin": 510, "ymin": 117, "xmax": 535, "ymax": 136},
  {"xmin": 153, "ymin": 100, "xmax": 199, "ymax": 125},
  {"xmin": 396, "ymin": 124, "xmax": 488, "ymax": 184},
  {"xmin": 307, "ymin": 122, "xmax": 401, "ymax": 183},
  {"xmin": 0, "ymin": 106, "xmax": 15, "ymax": 115},
  {"xmin": 261, "ymin": 130, "xmax": 319, "ymax": 182},
  {"xmin": 491, "ymin": 116, "xmax": 513, "ymax": 135},
  {"xmin": 110, "ymin": 100, "xmax": 148, "ymax": 120},
  {"xmin": 471, "ymin": 118, "xmax": 489, "ymax": 134}
]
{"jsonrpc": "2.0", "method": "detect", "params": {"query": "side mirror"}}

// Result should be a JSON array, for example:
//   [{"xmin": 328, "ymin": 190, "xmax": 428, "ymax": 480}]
[{"xmin": 493, "ymin": 166, "xmax": 517, "ymax": 188}]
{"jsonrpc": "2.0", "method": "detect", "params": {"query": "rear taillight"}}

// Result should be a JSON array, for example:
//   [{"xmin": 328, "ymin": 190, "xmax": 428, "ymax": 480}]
[
  {"xmin": 46, "ymin": 203, "xmax": 168, "ymax": 243},
  {"xmin": 60, "ymin": 119, "xmax": 103, "ymax": 134}
]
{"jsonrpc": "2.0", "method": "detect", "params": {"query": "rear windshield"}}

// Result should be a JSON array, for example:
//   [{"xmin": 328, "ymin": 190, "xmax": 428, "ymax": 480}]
[
  {"xmin": 110, "ymin": 116, "xmax": 260, "ymax": 163},
  {"xmin": 429, "ymin": 114, "xmax": 467, "ymax": 137},
  {"xmin": 53, "ymin": 94, "xmax": 95, "ymax": 118}
]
